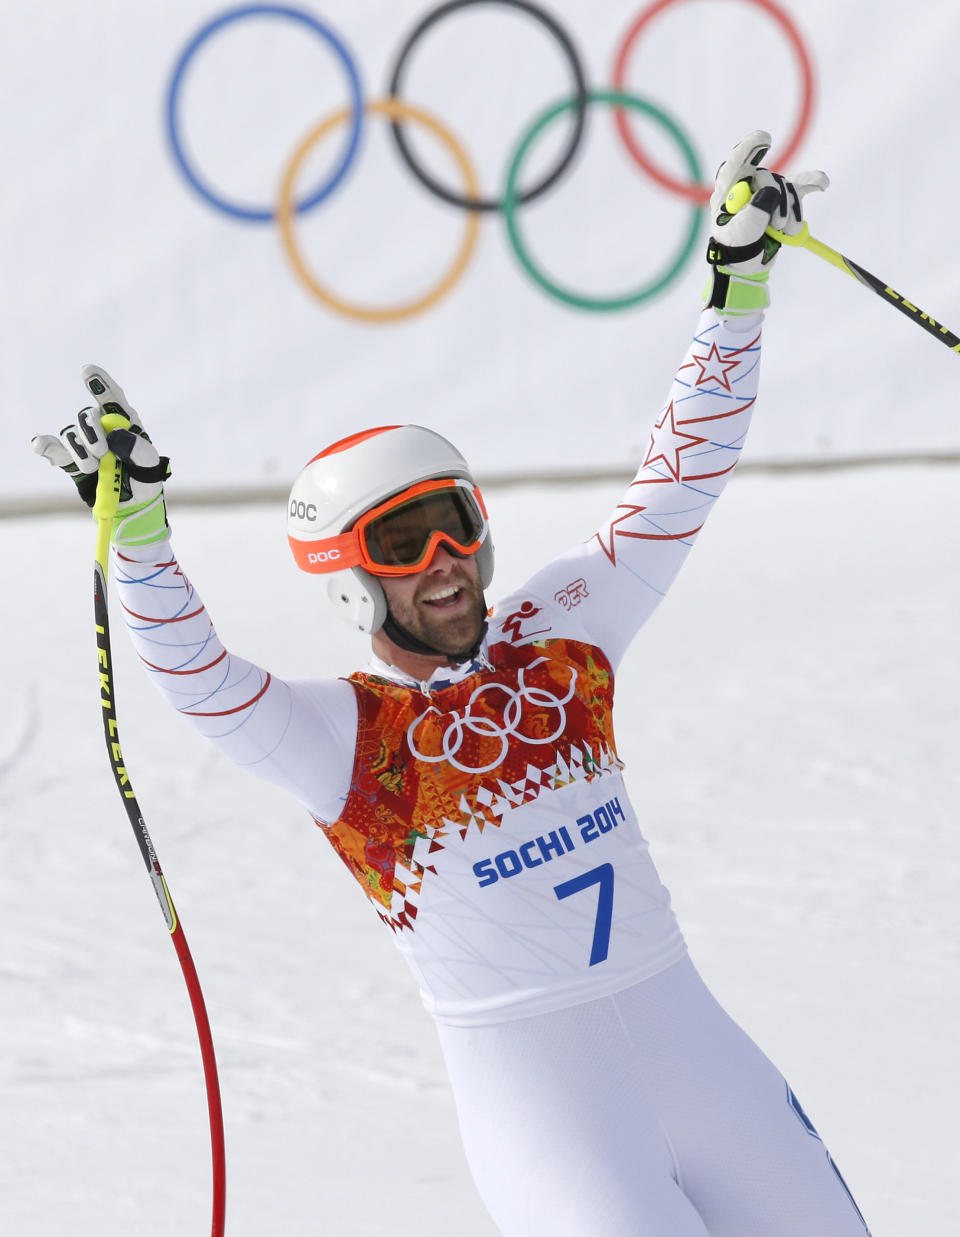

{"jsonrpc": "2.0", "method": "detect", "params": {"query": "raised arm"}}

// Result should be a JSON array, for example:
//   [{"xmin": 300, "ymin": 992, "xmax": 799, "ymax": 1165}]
[
  {"xmin": 32, "ymin": 369, "xmax": 355, "ymax": 823},
  {"xmin": 506, "ymin": 132, "xmax": 828, "ymax": 671}
]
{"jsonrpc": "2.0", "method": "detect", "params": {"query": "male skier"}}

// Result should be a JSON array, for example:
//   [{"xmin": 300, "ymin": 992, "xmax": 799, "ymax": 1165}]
[{"xmin": 34, "ymin": 133, "xmax": 872, "ymax": 1236}]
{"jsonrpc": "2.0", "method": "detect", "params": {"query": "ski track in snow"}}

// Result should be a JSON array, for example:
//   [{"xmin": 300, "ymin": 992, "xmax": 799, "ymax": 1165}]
[{"xmin": 1, "ymin": 468, "xmax": 957, "ymax": 1236}]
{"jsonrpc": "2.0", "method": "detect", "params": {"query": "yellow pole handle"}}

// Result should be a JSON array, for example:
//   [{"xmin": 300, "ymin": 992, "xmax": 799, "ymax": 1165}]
[
  {"xmin": 766, "ymin": 220, "xmax": 854, "ymax": 279},
  {"xmin": 92, "ymin": 412, "xmax": 130, "ymax": 570},
  {"xmin": 724, "ymin": 179, "xmax": 960, "ymax": 355},
  {"xmin": 725, "ymin": 180, "xmax": 853, "ymax": 280}
]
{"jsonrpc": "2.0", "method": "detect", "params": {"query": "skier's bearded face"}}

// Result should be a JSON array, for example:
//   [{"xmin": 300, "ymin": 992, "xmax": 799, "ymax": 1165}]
[{"xmin": 379, "ymin": 545, "xmax": 486, "ymax": 660}]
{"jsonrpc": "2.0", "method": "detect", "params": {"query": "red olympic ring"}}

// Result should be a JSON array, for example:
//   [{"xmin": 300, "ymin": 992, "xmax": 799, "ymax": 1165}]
[{"xmin": 611, "ymin": 0, "xmax": 815, "ymax": 204}]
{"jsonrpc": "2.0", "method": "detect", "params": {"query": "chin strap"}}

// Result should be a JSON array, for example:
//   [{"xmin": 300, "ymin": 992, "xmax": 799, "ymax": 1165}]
[{"xmin": 382, "ymin": 610, "xmax": 488, "ymax": 667}]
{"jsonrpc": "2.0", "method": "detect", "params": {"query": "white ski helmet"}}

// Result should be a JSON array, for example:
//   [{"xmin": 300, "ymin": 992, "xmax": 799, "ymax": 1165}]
[{"xmin": 287, "ymin": 424, "xmax": 494, "ymax": 635}]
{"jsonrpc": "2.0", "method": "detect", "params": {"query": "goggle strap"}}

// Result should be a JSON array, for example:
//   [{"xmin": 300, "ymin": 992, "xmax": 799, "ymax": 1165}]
[{"xmin": 288, "ymin": 530, "xmax": 364, "ymax": 573}]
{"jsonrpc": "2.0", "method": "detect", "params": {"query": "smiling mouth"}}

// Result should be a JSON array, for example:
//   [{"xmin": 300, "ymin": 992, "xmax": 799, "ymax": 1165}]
[{"xmin": 420, "ymin": 584, "xmax": 464, "ymax": 609}]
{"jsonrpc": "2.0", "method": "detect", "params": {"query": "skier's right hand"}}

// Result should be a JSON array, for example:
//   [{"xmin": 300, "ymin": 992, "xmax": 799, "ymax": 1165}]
[{"xmin": 32, "ymin": 365, "xmax": 172, "ymax": 548}]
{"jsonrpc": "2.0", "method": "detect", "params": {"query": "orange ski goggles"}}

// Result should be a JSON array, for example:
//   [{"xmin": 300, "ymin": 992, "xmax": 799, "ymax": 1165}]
[{"xmin": 290, "ymin": 477, "xmax": 489, "ymax": 576}]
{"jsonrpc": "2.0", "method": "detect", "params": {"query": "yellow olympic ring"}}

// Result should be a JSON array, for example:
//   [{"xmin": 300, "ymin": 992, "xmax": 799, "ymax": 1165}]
[{"xmin": 277, "ymin": 99, "xmax": 481, "ymax": 324}]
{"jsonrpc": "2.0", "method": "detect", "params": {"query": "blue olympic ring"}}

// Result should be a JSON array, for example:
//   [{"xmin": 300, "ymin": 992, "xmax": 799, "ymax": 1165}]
[{"xmin": 165, "ymin": 3, "xmax": 364, "ymax": 223}]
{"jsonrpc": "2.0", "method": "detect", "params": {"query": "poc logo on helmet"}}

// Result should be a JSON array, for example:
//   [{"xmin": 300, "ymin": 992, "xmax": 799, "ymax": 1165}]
[
  {"xmin": 290, "ymin": 500, "xmax": 317, "ymax": 521},
  {"xmin": 308, "ymin": 549, "xmax": 340, "ymax": 564}
]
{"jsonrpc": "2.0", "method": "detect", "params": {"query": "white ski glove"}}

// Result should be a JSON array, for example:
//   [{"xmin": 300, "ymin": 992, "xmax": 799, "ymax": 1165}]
[
  {"xmin": 32, "ymin": 366, "xmax": 171, "ymax": 547},
  {"xmin": 704, "ymin": 129, "xmax": 829, "ymax": 316}
]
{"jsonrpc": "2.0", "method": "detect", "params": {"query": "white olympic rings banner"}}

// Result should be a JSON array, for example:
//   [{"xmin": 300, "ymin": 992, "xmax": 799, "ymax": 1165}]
[{"xmin": 7, "ymin": 0, "xmax": 960, "ymax": 511}]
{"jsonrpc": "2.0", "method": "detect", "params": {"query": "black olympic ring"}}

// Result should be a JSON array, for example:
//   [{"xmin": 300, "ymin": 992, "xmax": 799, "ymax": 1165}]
[{"xmin": 386, "ymin": 0, "xmax": 588, "ymax": 214}]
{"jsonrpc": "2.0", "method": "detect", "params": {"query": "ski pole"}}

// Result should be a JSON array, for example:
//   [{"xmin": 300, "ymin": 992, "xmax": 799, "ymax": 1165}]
[
  {"xmin": 92, "ymin": 401, "xmax": 226, "ymax": 1237},
  {"xmin": 725, "ymin": 179, "xmax": 960, "ymax": 356}
]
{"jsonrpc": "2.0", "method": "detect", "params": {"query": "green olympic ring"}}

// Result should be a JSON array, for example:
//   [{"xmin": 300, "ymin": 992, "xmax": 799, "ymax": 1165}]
[{"xmin": 504, "ymin": 91, "xmax": 704, "ymax": 312}]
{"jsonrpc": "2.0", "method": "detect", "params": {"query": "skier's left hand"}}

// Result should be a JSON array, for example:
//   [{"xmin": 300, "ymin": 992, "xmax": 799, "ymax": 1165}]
[
  {"xmin": 32, "ymin": 366, "xmax": 171, "ymax": 547},
  {"xmin": 704, "ymin": 130, "xmax": 829, "ymax": 316}
]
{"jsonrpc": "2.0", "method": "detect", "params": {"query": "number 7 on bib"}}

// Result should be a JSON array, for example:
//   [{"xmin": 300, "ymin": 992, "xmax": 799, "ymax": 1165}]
[{"xmin": 554, "ymin": 863, "xmax": 615, "ymax": 966}]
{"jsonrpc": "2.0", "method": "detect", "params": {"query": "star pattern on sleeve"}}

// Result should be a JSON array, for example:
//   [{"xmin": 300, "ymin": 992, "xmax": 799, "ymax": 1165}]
[
  {"xmin": 642, "ymin": 401, "xmax": 708, "ymax": 482},
  {"xmin": 594, "ymin": 499, "xmax": 704, "ymax": 566},
  {"xmin": 689, "ymin": 340, "xmax": 741, "ymax": 391},
  {"xmin": 595, "ymin": 503, "xmax": 647, "ymax": 565}
]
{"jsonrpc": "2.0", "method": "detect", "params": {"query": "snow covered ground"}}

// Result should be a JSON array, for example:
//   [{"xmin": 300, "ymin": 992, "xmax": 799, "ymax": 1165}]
[{"xmin": 1, "ymin": 465, "xmax": 958, "ymax": 1236}]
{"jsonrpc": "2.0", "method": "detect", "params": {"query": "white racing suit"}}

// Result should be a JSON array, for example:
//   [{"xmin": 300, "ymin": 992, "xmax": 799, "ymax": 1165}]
[{"xmin": 113, "ymin": 309, "xmax": 871, "ymax": 1235}]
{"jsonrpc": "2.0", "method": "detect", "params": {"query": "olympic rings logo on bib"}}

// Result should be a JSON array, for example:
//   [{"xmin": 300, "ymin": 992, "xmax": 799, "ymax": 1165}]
[
  {"xmin": 166, "ymin": 0, "xmax": 814, "ymax": 323},
  {"xmin": 407, "ymin": 658, "xmax": 578, "ymax": 775}
]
